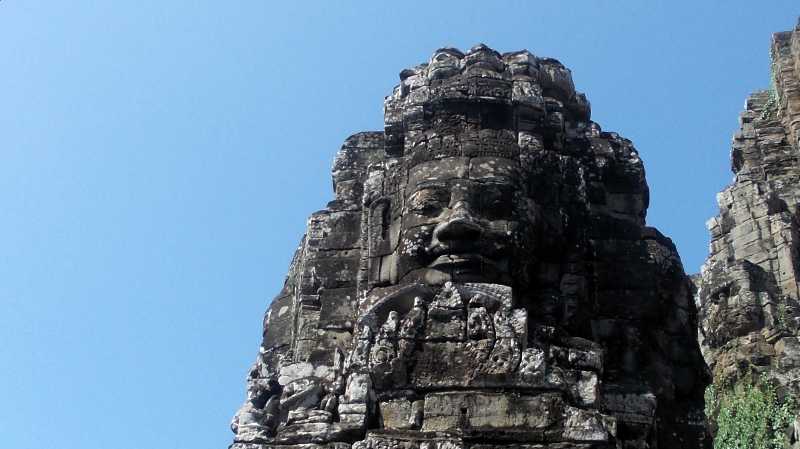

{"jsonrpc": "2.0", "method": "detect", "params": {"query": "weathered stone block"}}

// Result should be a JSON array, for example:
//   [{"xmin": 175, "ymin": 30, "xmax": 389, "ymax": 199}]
[{"xmin": 421, "ymin": 392, "xmax": 564, "ymax": 432}]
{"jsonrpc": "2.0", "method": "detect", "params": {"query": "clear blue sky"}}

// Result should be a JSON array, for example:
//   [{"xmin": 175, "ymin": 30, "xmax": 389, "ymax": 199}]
[{"xmin": 1, "ymin": 2, "xmax": 797, "ymax": 448}]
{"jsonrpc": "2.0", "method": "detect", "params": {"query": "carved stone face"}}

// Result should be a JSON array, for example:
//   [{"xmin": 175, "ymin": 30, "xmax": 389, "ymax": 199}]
[
  {"xmin": 464, "ymin": 44, "xmax": 504, "ymax": 74},
  {"xmin": 392, "ymin": 156, "xmax": 529, "ymax": 286},
  {"xmin": 427, "ymin": 48, "xmax": 462, "ymax": 80}
]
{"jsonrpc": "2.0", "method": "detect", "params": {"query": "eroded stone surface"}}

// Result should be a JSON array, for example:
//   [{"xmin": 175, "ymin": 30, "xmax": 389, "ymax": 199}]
[
  {"xmin": 231, "ymin": 44, "xmax": 709, "ymax": 449},
  {"xmin": 696, "ymin": 19, "xmax": 800, "ymax": 443}
]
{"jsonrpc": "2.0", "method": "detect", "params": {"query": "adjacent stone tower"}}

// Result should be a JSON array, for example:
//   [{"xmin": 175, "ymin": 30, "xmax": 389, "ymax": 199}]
[
  {"xmin": 232, "ymin": 45, "xmax": 710, "ymax": 449},
  {"xmin": 697, "ymin": 18, "xmax": 800, "ymax": 434}
]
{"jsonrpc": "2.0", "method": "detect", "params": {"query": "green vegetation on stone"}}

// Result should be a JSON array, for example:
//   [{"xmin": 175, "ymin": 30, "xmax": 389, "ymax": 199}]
[
  {"xmin": 761, "ymin": 48, "xmax": 782, "ymax": 120},
  {"xmin": 706, "ymin": 374, "xmax": 795, "ymax": 449}
]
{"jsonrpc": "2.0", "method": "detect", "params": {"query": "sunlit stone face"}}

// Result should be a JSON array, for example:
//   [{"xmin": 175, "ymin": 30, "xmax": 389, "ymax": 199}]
[
  {"xmin": 463, "ymin": 44, "xmax": 504, "ymax": 74},
  {"xmin": 392, "ymin": 156, "xmax": 530, "ymax": 286},
  {"xmin": 427, "ymin": 48, "xmax": 462, "ymax": 80}
]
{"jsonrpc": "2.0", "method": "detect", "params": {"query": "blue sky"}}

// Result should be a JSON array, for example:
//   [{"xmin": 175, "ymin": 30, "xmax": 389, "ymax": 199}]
[{"xmin": 1, "ymin": 2, "xmax": 797, "ymax": 448}]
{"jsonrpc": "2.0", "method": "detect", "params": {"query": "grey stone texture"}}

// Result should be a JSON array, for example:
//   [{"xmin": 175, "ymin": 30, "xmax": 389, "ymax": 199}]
[
  {"xmin": 696, "ymin": 20, "xmax": 800, "ymax": 442},
  {"xmin": 232, "ymin": 45, "xmax": 709, "ymax": 449}
]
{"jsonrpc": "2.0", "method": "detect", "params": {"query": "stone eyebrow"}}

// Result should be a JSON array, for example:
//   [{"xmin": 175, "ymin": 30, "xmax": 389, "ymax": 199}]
[
  {"xmin": 469, "ymin": 176, "xmax": 516, "ymax": 186},
  {"xmin": 411, "ymin": 181, "xmax": 449, "ymax": 190}
]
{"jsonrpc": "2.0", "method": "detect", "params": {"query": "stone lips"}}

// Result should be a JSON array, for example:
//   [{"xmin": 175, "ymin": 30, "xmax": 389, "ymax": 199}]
[
  {"xmin": 696, "ymin": 20, "xmax": 800, "ymax": 441},
  {"xmin": 231, "ymin": 44, "xmax": 710, "ymax": 449}
]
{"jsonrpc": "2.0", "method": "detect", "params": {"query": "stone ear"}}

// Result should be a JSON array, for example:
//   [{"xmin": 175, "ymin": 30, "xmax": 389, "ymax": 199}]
[{"xmin": 366, "ymin": 198, "xmax": 393, "ymax": 285}]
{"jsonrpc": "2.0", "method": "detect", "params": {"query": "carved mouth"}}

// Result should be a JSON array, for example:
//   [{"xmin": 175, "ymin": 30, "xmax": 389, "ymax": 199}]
[{"xmin": 429, "ymin": 254, "xmax": 491, "ymax": 271}]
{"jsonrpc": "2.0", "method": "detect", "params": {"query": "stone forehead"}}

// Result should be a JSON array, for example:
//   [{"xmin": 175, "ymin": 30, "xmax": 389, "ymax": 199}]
[
  {"xmin": 431, "ymin": 47, "xmax": 465, "ymax": 59},
  {"xmin": 406, "ymin": 156, "xmax": 519, "ymax": 188},
  {"xmin": 401, "ymin": 129, "xmax": 522, "ymax": 168}
]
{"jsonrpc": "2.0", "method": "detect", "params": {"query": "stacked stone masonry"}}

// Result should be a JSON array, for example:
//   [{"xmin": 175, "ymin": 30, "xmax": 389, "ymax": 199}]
[
  {"xmin": 232, "ymin": 45, "xmax": 710, "ymax": 449},
  {"xmin": 696, "ymin": 18, "xmax": 800, "ymax": 444}
]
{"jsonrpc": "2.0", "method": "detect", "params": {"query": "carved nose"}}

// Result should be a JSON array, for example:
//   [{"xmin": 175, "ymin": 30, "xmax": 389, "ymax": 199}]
[{"xmin": 433, "ymin": 204, "xmax": 482, "ymax": 243}]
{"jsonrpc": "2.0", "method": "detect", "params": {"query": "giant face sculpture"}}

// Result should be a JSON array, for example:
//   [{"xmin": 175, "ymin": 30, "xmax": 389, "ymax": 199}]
[
  {"xmin": 231, "ymin": 44, "xmax": 710, "ymax": 449},
  {"xmin": 427, "ymin": 48, "xmax": 463, "ymax": 80},
  {"xmin": 392, "ymin": 156, "xmax": 529, "ymax": 287}
]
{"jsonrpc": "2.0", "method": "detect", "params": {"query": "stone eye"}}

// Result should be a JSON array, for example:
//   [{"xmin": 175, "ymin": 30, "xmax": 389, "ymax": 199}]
[
  {"xmin": 476, "ymin": 186, "xmax": 513, "ymax": 219},
  {"xmin": 408, "ymin": 188, "xmax": 448, "ymax": 216}
]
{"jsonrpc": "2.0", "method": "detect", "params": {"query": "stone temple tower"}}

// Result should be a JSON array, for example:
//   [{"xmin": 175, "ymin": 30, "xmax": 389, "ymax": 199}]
[
  {"xmin": 696, "ymin": 19, "xmax": 800, "ymax": 438},
  {"xmin": 231, "ymin": 44, "xmax": 710, "ymax": 449}
]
